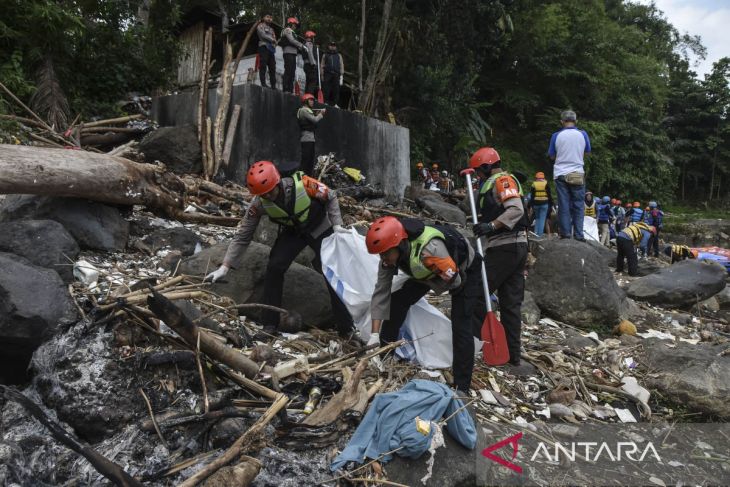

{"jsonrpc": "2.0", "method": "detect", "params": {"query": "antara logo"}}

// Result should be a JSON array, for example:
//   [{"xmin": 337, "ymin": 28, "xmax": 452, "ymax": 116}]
[
  {"xmin": 482, "ymin": 434, "xmax": 662, "ymax": 474},
  {"xmin": 481, "ymin": 432, "xmax": 523, "ymax": 473}
]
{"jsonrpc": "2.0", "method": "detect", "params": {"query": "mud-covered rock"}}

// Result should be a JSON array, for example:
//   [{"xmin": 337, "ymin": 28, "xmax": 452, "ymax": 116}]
[
  {"xmin": 521, "ymin": 290, "xmax": 540, "ymax": 326},
  {"xmin": 626, "ymin": 260, "xmax": 726, "ymax": 308},
  {"xmin": 142, "ymin": 226, "xmax": 201, "ymax": 256},
  {"xmin": 643, "ymin": 338, "xmax": 730, "ymax": 418},
  {"xmin": 0, "ymin": 195, "xmax": 129, "ymax": 251},
  {"xmin": 0, "ymin": 219, "xmax": 79, "ymax": 282},
  {"xmin": 0, "ymin": 253, "xmax": 76, "ymax": 363},
  {"xmin": 527, "ymin": 239, "xmax": 626, "ymax": 328},
  {"xmin": 178, "ymin": 242, "xmax": 334, "ymax": 327},
  {"xmin": 416, "ymin": 195, "xmax": 467, "ymax": 226},
  {"xmin": 139, "ymin": 125, "xmax": 202, "ymax": 174}
]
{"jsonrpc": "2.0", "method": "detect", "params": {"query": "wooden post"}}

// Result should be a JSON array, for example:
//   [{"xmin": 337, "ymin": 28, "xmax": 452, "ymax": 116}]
[{"xmin": 222, "ymin": 104, "xmax": 241, "ymax": 167}]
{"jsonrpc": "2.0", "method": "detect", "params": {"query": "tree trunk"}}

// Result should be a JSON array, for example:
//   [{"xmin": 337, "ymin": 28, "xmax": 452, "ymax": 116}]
[
  {"xmin": 710, "ymin": 147, "xmax": 717, "ymax": 201},
  {"xmin": 0, "ymin": 145, "xmax": 185, "ymax": 212},
  {"xmin": 358, "ymin": 0, "xmax": 366, "ymax": 92},
  {"xmin": 358, "ymin": 0, "xmax": 393, "ymax": 114}
]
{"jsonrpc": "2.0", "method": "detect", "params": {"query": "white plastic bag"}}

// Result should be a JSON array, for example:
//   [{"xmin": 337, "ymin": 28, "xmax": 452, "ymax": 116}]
[
  {"xmin": 320, "ymin": 229, "xmax": 454, "ymax": 369},
  {"xmin": 583, "ymin": 216, "xmax": 599, "ymax": 242}
]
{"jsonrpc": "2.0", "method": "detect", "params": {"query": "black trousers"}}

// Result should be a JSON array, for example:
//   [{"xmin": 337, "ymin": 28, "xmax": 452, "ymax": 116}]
[
  {"xmin": 616, "ymin": 237, "xmax": 638, "ymax": 276},
  {"xmin": 650, "ymin": 228, "xmax": 660, "ymax": 257},
  {"xmin": 262, "ymin": 227, "xmax": 353, "ymax": 333},
  {"xmin": 283, "ymin": 53, "xmax": 297, "ymax": 93},
  {"xmin": 258, "ymin": 45, "xmax": 276, "ymax": 89},
  {"xmin": 300, "ymin": 141, "xmax": 315, "ymax": 176},
  {"xmin": 474, "ymin": 243, "xmax": 527, "ymax": 363},
  {"xmin": 304, "ymin": 64, "xmax": 318, "ymax": 95},
  {"xmin": 322, "ymin": 71, "xmax": 340, "ymax": 106},
  {"xmin": 380, "ymin": 256, "xmax": 483, "ymax": 391}
]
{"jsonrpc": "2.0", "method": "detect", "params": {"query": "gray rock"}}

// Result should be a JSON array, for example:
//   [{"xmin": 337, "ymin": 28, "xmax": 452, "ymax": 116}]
[
  {"xmin": 142, "ymin": 226, "xmax": 201, "ymax": 256},
  {"xmin": 521, "ymin": 290, "xmax": 540, "ymax": 326},
  {"xmin": 626, "ymin": 260, "xmax": 727, "ymax": 308},
  {"xmin": 692, "ymin": 296, "xmax": 720, "ymax": 314},
  {"xmin": 178, "ymin": 242, "xmax": 334, "ymax": 327},
  {"xmin": 643, "ymin": 338, "xmax": 730, "ymax": 418},
  {"xmin": 0, "ymin": 252, "xmax": 77, "ymax": 362},
  {"xmin": 0, "ymin": 195, "xmax": 129, "ymax": 251},
  {"xmin": 586, "ymin": 240, "xmax": 617, "ymax": 268},
  {"xmin": 714, "ymin": 286, "xmax": 730, "ymax": 310},
  {"xmin": 139, "ymin": 125, "xmax": 202, "ymax": 173},
  {"xmin": 0, "ymin": 220, "xmax": 79, "ymax": 282},
  {"xmin": 387, "ymin": 424, "xmax": 482, "ymax": 486},
  {"xmin": 416, "ymin": 196, "xmax": 467, "ymax": 226},
  {"xmin": 527, "ymin": 239, "xmax": 626, "ymax": 328},
  {"xmin": 564, "ymin": 329, "xmax": 597, "ymax": 350}
]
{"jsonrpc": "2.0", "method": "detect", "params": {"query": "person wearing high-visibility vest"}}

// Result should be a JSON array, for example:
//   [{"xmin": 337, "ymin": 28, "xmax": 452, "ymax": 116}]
[
  {"xmin": 616, "ymin": 222, "xmax": 655, "ymax": 276},
  {"xmin": 470, "ymin": 147, "xmax": 529, "ymax": 368},
  {"xmin": 364, "ymin": 216, "xmax": 481, "ymax": 393},
  {"xmin": 205, "ymin": 161, "xmax": 354, "ymax": 336},
  {"xmin": 664, "ymin": 244, "xmax": 698, "ymax": 263},
  {"xmin": 528, "ymin": 172, "xmax": 552, "ymax": 236}
]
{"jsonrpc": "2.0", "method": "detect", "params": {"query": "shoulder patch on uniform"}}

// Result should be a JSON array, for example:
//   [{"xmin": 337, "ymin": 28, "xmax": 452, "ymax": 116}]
[{"xmin": 495, "ymin": 175, "xmax": 520, "ymax": 201}]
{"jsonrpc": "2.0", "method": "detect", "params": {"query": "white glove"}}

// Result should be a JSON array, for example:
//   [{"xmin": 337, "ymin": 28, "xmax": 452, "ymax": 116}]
[
  {"xmin": 367, "ymin": 332, "xmax": 380, "ymax": 347},
  {"xmin": 339, "ymin": 75, "xmax": 343, "ymax": 85},
  {"xmin": 333, "ymin": 225, "xmax": 348, "ymax": 234},
  {"xmin": 204, "ymin": 265, "xmax": 229, "ymax": 283}
]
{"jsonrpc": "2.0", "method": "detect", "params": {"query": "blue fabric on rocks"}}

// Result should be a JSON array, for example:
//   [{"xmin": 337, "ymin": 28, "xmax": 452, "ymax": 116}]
[{"xmin": 330, "ymin": 379, "xmax": 476, "ymax": 471}]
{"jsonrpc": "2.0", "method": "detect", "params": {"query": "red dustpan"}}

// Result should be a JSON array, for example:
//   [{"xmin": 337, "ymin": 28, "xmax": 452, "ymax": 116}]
[{"xmin": 460, "ymin": 168, "xmax": 510, "ymax": 365}]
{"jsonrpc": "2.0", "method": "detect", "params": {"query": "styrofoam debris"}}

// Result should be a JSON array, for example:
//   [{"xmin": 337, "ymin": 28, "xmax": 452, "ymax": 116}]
[
  {"xmin": 620, "ymin": 377, "xmax": 650, "ymax": 404},
  {"xmin": 615, "ymin": 408, "xmax": 637, "ymax": 423},
  {"xmin": 636, "ymin": 329, "xmax": 675, "ymax": 340}
]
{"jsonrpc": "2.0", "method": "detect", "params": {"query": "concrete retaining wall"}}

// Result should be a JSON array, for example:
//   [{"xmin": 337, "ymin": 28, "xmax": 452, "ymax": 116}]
[{"xmin": 152, "ymin": 84, "xmax": 410, "ymax": 200}]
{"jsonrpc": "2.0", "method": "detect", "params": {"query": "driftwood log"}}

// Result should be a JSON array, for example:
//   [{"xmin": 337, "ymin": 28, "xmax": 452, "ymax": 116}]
[
  {"xmin": 0, "ymin": 145, "xmax": 241, "ymax": 226},
  {"xmin": 0, "ymin": 385, "xmax": 143, "ymax": 487},
  {"xmin": 146, "ymin": 289, "xmax": 260, "ymax": 379},
  {"xmin": 0, "ymin": 144, "xmax": 184, "ymax": 211}
]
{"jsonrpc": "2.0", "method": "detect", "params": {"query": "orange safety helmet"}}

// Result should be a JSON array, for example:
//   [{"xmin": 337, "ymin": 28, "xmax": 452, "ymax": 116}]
[
  {"xmin": 287, "ymin": 17, "xmax": 299, "ymax": 25},
  {"xmin": 633, "ymin": 201, "xmax": 641, "ymax": 208},
  {"xmin": 468, "ymin": 147, "xmax": 500, "ymax": 169},
  {"xmin": 535, "ymin": 172, "xmax": 545, "ymax": 179},
  {"xmin": 305, "ymin": 30, "xmax": 316, "ymax": 38},
  {"xmin": 247, "ymin": 160, "xmax": 281, "ymax": 195},
  {"xmin": 301, "ymin": 93, "xmax": 314, "ymax": 103},
  {"xmin": 366, "ymin": 217, "xmax": 406, "ymax": 254}
]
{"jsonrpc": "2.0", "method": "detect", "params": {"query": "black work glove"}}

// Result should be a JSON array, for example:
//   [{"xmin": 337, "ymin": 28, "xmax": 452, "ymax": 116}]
[{"xmin": 474, "ymin": 222, "xmax": 496, "ymax": 237}]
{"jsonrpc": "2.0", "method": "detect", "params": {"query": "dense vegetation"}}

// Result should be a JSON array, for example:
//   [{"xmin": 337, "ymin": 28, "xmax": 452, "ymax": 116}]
[{"xmin": 1, "ymin": 0, "xmax": 728, "ymax": 204}]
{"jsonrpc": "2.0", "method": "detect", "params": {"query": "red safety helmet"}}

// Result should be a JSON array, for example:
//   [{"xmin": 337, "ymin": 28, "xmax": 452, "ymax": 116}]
[
  {"xmin": 468, "ymin": 147, "xmax": 500, "ymax": 169},
  {"xmin": 305, "ymin": 30, "xmax": 316, "ymax": 38},
  {"xmin": 633, "ymin": 201, "xmax": 641, "ymax": 208},
  {"xmin": 247, "ymin": 160, "xmax": 281, "ymax": 195},
  {"xmin": 287, "ymin": 17, "xmax": 299, "ymax": 25},
  {"xmin": 301, "ymin": 93, "xmax": 314, "ymax": 103},
  {"xmin": 366, "ymin": 217, "xmax": 406, "ymax": 254}
]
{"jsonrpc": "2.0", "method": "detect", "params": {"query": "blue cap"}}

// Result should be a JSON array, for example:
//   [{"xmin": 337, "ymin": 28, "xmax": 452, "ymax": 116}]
[
  {"xmin": 649, "ymin": 201, "xmax": 657, "ymax": 208},
  {"xmin": 602, "ymin": 196, "xmax": 610, "ymax": 203}
]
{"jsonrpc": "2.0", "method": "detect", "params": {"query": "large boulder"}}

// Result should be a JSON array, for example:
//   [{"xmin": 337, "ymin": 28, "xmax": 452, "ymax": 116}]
[
  {"xmin": 178, "ymin": 242, "xmax": 333, "ymax": 327},
  {"xmin": 0, "ymin": 195, "xmax": 129, "ymax": 251},
  {"xmin": 416, "ymin": 195, "xmax": 467, "ymax": 226},
  {"xmin": 626, "ymin": 260, "xmax": 726, "ymax": 308},
  {"xmin": 0, "ymin": 220, "xmax": 79, "ymax": 282},
  {"xmin": 0, "ymin": 253, "xmax": 77, "ymax": 362},
  {"xmin": 142, "ymin": 226, "xmax": 201, "ymax": 256},
  {"xmin": 643, "ymin": 339, "xmax": 730, "ymax": 418},
  {"xmin": 139, "ymin": 125, "xmax": 202, "ymax": 174},
  {"xmin": 527, "ymin": 239, "xmax": 626, "ymax": 328}
]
